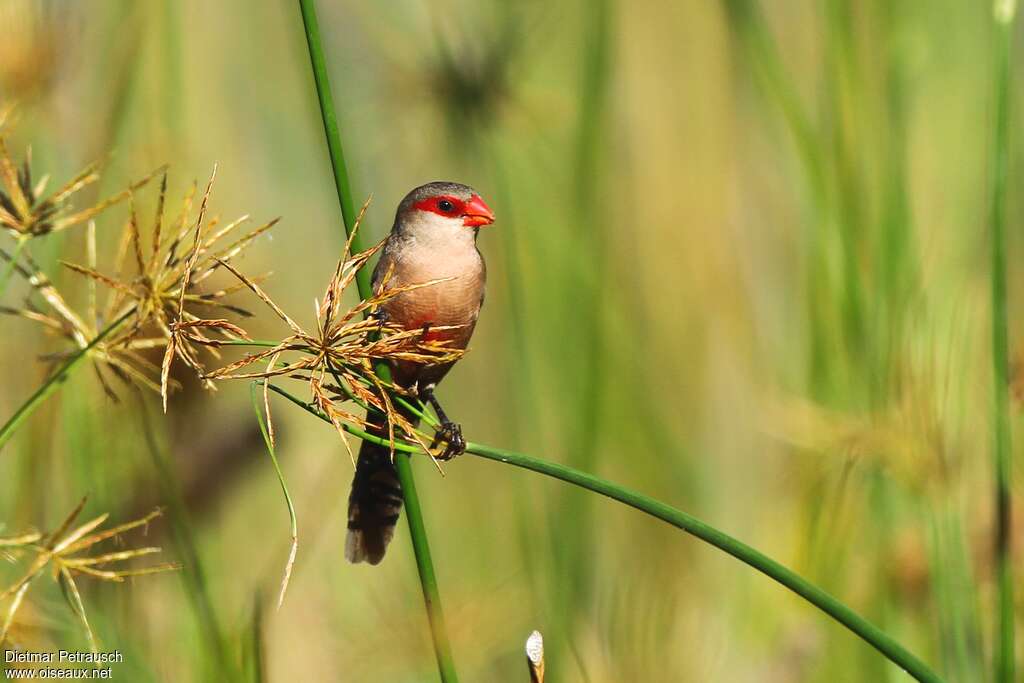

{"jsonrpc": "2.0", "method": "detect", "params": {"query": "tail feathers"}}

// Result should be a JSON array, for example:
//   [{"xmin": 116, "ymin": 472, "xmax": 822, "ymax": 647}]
[{"xmin": 345, "ymin": 440, "xmax": 403, "ymax": 565}]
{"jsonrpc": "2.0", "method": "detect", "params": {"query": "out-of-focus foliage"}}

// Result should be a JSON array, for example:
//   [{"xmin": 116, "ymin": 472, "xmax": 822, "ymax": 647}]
[{"xmin": 0, "ymin": 0, "xmax": 1019, "ymax": 681}]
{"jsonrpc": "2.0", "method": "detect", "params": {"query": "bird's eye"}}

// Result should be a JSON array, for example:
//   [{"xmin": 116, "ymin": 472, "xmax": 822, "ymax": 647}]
[{"xmin": 437, "ymin": 199, "xmax": 454, "ymax": 213}]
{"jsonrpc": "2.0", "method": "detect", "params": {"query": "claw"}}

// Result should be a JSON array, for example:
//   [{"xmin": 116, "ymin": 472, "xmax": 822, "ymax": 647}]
[
  {"xmin": 421, "ymin": 388, "xmax": 465, "ymax": 460},
  {"xmin": 431, "ymin": 421, "xmax": 465, "ymax": 461}
]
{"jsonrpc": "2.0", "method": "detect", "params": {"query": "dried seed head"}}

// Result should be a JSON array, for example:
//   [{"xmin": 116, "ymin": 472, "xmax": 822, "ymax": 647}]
[
  {"xmin": 0, "ymin": 133, "xmax": 161, "ymax": 239},
  {"xmin": 0, "ymin": 501, "xmax": 178, "ymax": 653},
  {"xmin": 2, "ymin": 163, "xmax": 273, "ymax": 403}
]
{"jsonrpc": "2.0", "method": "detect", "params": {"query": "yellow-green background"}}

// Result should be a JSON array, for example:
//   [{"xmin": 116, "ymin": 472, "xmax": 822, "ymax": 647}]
[{"xmin": 0, "ymin": 0, "xmax": 1019, "ymax": 680}]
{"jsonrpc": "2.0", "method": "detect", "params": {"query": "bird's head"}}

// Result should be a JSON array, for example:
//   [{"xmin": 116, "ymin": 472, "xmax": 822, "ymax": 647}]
[{"xmin": 395, "ymin": 182, "xmax": 496, "ymax": 239}]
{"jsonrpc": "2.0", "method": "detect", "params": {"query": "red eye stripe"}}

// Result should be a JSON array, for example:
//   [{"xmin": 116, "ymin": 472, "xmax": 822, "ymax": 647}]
[{"xmin": 412, "ymin": 195, "xmax": 465, "ymax": 217}]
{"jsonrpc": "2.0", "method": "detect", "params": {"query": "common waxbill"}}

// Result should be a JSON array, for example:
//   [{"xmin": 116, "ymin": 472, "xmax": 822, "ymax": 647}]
[{"xmin": 345, "ymin": 181, "xmax": 496, "ymax": 565}]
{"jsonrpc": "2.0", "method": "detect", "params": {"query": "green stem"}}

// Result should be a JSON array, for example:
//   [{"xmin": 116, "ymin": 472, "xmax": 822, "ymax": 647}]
[
  {"xmin": 473, "ymin": 447, "xmax": 941, "ymax": 683},
  {"xmin": 296, "ymin": 0, "xmax": 361, "ymax": 268},
  {"xmin": 0, "ymin": 237, "xmax": 28, "ymax": 301},
  {"xmin": 990, "ymin": 3, "xmax": 1016, "ymax": 681},
  {"xmin": 296, "ymin": 3, "xmax": 458, "ymax": 680},
  {"xmin": 250, "ymin": 382, "xmax": 299, "ymax": 611},
  {"xmin": 267, "ymin": 382, "xmax": 944, "ymax": 683},
  {"xmin": 392, "ymin": 454, "xmax": 459, "ymax": 681},
  {"xmin": 0, "ymin": 308, "xmax": 135, "ymax": 452}
]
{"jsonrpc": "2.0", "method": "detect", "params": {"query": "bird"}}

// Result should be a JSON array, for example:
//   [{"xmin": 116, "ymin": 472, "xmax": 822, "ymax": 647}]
[{"xmin": 345, "ymin": 181, "xmax": 496, "ymax": 565}]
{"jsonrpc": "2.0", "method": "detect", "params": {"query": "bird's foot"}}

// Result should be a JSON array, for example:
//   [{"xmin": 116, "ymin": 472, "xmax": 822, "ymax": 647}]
[
  {"xmin": 431, "ymin": 421, "xmax": 465, "ymax": 461},
  {"xmin": 369, "ymin": 307, "xmax": 389, "ymax": 334}
]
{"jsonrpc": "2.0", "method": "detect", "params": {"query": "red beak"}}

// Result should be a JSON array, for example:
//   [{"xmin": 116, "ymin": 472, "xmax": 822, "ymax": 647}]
[{"xmin": 462, "ymin": 194, "xmax": 496, "ymax": 227}]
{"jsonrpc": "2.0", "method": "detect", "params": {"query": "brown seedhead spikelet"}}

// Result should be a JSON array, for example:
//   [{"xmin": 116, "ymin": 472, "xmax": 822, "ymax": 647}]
[{"xmin": 0, "ymin": 114, "xmax": 161, "ymax": 239}]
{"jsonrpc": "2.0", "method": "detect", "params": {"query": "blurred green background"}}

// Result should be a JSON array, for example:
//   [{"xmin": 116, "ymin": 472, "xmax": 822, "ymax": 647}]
[{"xmin": 0, "ymin": 0, "xmax": 1020, "ymax": 680}]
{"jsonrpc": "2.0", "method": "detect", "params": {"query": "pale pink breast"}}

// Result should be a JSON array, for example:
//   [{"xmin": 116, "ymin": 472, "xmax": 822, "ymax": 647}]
[{"xmin": 381, "ymin": 266, "xmax": 483, "ymax": 349}]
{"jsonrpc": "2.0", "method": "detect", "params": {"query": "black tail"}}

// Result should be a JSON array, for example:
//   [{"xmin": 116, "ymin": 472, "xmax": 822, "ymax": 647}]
[{"xmin": 344, "ymin": 410, "xmax": 416, "ymax": 565}]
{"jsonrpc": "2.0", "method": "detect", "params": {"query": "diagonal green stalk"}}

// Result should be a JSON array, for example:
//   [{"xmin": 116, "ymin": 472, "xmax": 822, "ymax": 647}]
[
  {"xmin": 989, "ymin": 2, "xmax": 1016, "ymax": 681},
  {"xmin": 296, "ymin": 2, "xmax": 458, "ymax": 681},
  {"xmin": 0, "ymin": 307, "xmax": 136, "ymax": 452},
  {"xmin": 0, "ymin": 237, "xmax": 28, "ymax": 301},
  {"xmin": 266, "ymin": 381, "xmax": 944, "ymax": 683}
]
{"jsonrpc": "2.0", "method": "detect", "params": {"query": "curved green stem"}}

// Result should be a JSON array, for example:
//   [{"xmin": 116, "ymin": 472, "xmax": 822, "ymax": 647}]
[
  {"xmin": 469, "ymin": 445, "xmax": 942, "ymax": 683},
  {"xmin": 296, "ymin": 2, "xmax": 459, "ymax": 680},
  {"xmin": 0, "ymin": 308, "xmax": 136, "ymax": 452},
  {"xmin": 250, "ymin": 382, "xmax": 298, "ymax": 610},
  {"xmin": 267, "ymin": 382, "xmax": 943, "ymax": 683}
]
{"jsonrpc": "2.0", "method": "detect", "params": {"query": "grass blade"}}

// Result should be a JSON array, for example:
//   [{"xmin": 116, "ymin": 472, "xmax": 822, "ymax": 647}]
[
  {"xmin": 250, "ymin": 381, "xmax": 298, "ymax": 609},
  {"xmin": 393, "ymin": 453, "xmax": 459, "ymax": 681},
  {"xmin": 989, "ymin": 1, "xmax": 1016, "ymax": 680},
  {"xmin": 247, "ymin": 593, "xmax": 266, "ymax": 683},
  {"xmin": 296, "ymin": 0, "xmax": 360, "ymax": 267}
]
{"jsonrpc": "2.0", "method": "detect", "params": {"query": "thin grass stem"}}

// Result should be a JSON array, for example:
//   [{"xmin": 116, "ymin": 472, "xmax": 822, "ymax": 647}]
[
  {"xmin": 0, "ymin": 307, "xmax": 136, "ymax": 451},
  {"xmin": 296, "ymin": 2, "xmax": 459, "ymax": 679},
  {"xmin": 989, "ymin": 2, "xmax": 1016, "ymax": 680},
  {"xmin": 296, "ymin": 0, "xmax": 360, "ymax": 257},
  {"xmin": 392, "ymin": 452, "xmax": 459, "ymax": 681},
  {"xmin": 248, "ymin": 594, "xmax": 266, "ymax": 683},
  {"xmin": 0, "ymin": 237, "xmax": 28, "ymax": 301},
  {"xmin": 250, "ymin": 382, "xmax": 298, "ymax": 609}
]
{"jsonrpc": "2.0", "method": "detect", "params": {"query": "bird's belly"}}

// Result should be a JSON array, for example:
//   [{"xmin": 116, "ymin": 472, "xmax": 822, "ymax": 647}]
[{"xmin": 381, "ymin": 275, "xmax": 481, "ymax": 349}]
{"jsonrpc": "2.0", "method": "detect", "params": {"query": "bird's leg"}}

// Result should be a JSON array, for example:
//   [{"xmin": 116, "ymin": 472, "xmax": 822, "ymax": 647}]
[
  {"xmin": 369, "ymin": 307, "xmax": 389, "ymax": 334},
  {"xmin": 421, "ymin": 386, "xmax": 465, "ymax": 460}
]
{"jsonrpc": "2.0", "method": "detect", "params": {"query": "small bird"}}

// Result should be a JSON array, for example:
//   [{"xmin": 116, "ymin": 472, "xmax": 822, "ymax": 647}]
[{"xmin": 345, "ymin": 181, "xmax": 496, "ymax": 565}]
